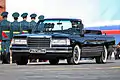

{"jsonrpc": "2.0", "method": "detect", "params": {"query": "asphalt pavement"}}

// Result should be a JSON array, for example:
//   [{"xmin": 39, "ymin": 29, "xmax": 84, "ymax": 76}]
[{"xmin": 0, "ymin": 59, "xmax": 120, "ymax": 80}]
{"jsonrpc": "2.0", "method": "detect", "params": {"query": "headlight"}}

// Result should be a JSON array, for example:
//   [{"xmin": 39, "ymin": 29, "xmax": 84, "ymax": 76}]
[
  {"xmin": 12, "ymin": 39, "xmax": 27, "ymax": 44},
  {"xmin": 52, "ymin": 39, "xmax": 70, "ymax": 45}
]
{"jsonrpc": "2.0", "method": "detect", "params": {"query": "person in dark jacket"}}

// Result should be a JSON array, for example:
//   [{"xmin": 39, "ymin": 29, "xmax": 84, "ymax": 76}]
[
  {"xmin": 10, "ymin": 12, "xmax": 21, "ymax": 63},
  {"xmin": 20, "ymin": 13, "xmax": 29, "ymax": 34},
  {"xmin": 37, "ymin": 15, "xmax": 45, "ymax": 32},
  {"xmin": 29, "ymin": 13, "xmax": 37, "ymax": 33},
  {"xmin": 0, "ymin": 11, "xmax": 11, "ymax": 64},
  {"xmin": 11, "ymin": 12, "xmax": 22, "ymax": 37}
]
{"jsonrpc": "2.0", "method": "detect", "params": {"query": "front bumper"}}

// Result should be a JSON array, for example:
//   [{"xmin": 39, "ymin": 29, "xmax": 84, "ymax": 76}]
[{"xmin": 11, "ymin": 47, "xmax": 72, "ymax": 54}]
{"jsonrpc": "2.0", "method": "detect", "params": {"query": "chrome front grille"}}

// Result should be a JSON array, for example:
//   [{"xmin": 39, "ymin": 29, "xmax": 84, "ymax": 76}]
[{"xmin": 27, "ymin": 37, "xmax": 51, "ymax": 48}]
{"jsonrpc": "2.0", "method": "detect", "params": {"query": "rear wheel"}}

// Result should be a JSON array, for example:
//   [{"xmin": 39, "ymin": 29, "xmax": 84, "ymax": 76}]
[
  {"xmin": 16, "ymin": 56, "xmax": 28, "ymax": 65},
  {"xmin": 49, "ymin": 59, "xmax": 59, "ymax": 65},
  {"xmin": 95, "ymin": 46, "xmax": 108, "ymax": 64},
  {"xmin": 67, "ymin": 45, "xmax": 81, "ymax": 65}
]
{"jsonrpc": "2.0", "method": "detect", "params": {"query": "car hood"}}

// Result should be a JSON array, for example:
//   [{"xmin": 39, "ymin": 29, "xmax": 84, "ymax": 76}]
[{"xmin": 14, "ymin": 32, "xmax": 71, "ymax": 38}]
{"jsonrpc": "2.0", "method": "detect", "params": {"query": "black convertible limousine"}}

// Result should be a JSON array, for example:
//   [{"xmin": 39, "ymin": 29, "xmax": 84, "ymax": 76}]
[{"xmin": 11, "ymin": 18, "xmax": 115, "ymax": 65}]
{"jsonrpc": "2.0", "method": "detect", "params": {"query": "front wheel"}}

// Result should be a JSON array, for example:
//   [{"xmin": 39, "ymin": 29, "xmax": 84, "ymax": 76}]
[
  {"xmin": 49, "ymin": 59, "xmax": 59, "ymax": 65},
  {"xmin": 67, "ymin": 45, "xmax": 81, "ymax": 65},
  {"xmin": 95, "ymin": 46, "xmax": 108, "ymax": 64},
  {"xmin": 16, "ymin": 56, "xmax": 28, "ymax": 65}
]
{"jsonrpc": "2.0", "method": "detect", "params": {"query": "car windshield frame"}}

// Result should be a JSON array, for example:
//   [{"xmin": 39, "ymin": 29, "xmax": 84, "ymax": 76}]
[{"xmin": 33, "ymin": 18, "xmax": 83, "ymax": 33}]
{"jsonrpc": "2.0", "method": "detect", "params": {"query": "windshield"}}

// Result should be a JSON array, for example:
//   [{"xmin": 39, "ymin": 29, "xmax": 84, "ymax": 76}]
[
  {"xmin": 33, "ymin": 19, "xmax": 83, "ymax": 33},
  {"xmin": 35, "ymin": 19, "xmax": 81, "ymax": 31},
  {"xmin": 44, "ymin": 20, "xmax": 71, "ymax": 30}
]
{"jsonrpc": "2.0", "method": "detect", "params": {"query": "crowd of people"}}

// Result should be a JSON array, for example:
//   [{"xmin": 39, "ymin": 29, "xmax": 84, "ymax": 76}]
[{"xmin": 0, "ymin": 11, "xmax": 44, "ymax": 64}]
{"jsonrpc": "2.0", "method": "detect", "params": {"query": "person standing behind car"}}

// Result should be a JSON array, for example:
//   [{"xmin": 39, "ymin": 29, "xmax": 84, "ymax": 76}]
[
  {"xmin": 37, "ymin": 15, "xmax": 45, "ymax": 32},
  {"xmin": 20, "ymin": 13, "xmax": 29, "ymax": 34},
  {"xmin": 29, "ymin": 13, "xmax": 37, "ymax": 34},
  {"xmin": 115, "ymin": 42, "xmax": 120, "ymax": 59},
  {"xmin": 10, "ymin": 12, "xmax": 22, "ymax": 63},
  {"xmin": 11, "ymin": 12, "xmax": 22, "ymax": 37},
  {"xmin": 71, "ymin": 20, "xmax": 84, "ymax": 35},
  {"xmin": 0, "ymin": 11, "xmax": 12, "ymax": 64}
]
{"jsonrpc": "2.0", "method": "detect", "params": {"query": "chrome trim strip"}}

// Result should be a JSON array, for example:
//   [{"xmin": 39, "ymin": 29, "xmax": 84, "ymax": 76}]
[
  {"xmin": 12, "ymin": 50, "xmax": 72, "ymax": 53},
  {"xmin": 29, "ymin": 36, "xmax": 51, "ymax": 38},
  {"xmin": 11, "ymin": 47, "xmax": 28, "ymax": 49},
  {"xmin": 82, "ymin": 50, "xmax": 103, "ymax": 52},
  {"xmin": 28, "ymin": 47, "xmax": 72, "ymax": 49},
  {"xmin": 12, "ymin": 50, "xmax": 29, "ymax": 52},
  {"xmin": 46, "ymin": 50, "xmax": 72, "ymax": 53}
]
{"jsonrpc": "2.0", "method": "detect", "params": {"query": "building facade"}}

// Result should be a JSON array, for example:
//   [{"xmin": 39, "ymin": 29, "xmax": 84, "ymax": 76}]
[{"xmin": 0, "ymin": 0, "xmax": 6, "ymax": 20}]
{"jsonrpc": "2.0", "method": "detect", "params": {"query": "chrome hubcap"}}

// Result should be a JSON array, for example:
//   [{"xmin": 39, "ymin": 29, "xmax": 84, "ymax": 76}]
[{"xmin": 73, "ymin": 45, "xmax": 81, "ymax": 64}]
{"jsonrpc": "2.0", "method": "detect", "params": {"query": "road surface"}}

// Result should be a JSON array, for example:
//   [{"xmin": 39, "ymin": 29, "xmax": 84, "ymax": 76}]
[{"xmin": 0, "ymin": 59, "xmax": 120, "ymax": 80}]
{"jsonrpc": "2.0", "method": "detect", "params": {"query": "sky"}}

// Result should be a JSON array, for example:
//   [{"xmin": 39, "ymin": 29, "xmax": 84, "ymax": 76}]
[{"xmin": 6, "ymin": 0, "xmax": 120, "ymax": 27}]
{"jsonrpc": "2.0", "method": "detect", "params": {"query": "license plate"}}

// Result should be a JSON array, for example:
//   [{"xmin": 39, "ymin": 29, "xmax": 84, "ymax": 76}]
[{"xmin": 29, "ymin": 49, "xmax": 46, "ymax": 53}]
